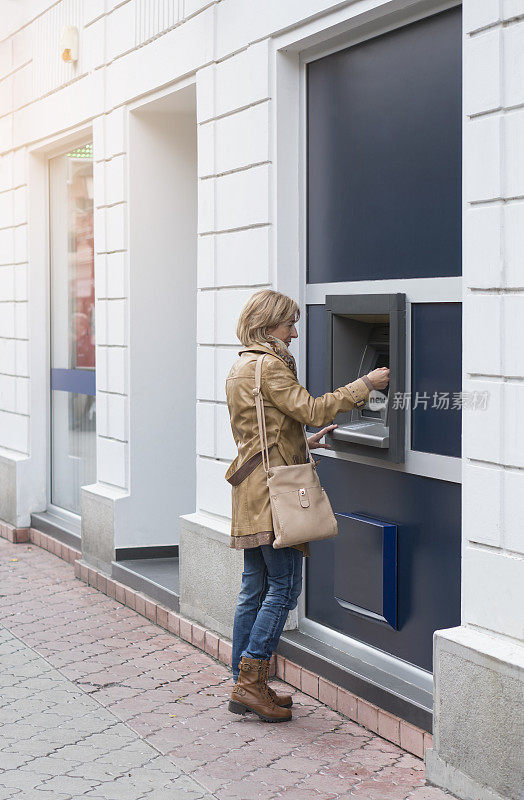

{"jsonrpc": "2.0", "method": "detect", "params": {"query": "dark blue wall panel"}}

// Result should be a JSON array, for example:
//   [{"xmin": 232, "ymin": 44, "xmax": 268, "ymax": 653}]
[
  {"xmin": 411, "ymin": 303, "xmax": 462, "ymax": 457},
  {"xmin": 307, "ymin": 6, "xmax": 462, "ymax": 283},
  {"xmin": 306, "ymin": 458, "xmax": 461, "ymax": 672},
  {"xmin": 306, "ymin": 303, "xmax": 461, "ymax": 672}
]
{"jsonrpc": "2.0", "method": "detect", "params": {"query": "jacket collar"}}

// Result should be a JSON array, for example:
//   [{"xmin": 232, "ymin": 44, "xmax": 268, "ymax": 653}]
[{"xmin": 238, "ymin": 341, "xmax": 289, "ymax": 367}]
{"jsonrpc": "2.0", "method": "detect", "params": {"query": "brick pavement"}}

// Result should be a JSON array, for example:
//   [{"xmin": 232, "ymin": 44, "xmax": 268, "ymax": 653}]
[
  {"xmin": 0, "ymin": 539, "xmax": 459, "ymax": 800},
  {"xmin": 0, "ymin": 625, "xmax": 213, "ymax": 800}
]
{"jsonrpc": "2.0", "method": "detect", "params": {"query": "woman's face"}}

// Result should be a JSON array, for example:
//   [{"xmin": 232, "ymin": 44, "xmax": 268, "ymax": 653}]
[{"xmin": 267, "ymin": 318, "xmax": 298, "ymax": 347}]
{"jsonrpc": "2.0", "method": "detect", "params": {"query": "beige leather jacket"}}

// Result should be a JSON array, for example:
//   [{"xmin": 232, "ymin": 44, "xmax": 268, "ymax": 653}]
[{"xmin": 224, "ymin": 342, "xmax": 371, "ymax": 554}]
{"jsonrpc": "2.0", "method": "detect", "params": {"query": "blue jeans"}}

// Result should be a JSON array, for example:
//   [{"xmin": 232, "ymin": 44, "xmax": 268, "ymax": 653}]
[{"xmin": 231, "ymin": 545, "xmax": 303, "ymax": 682}]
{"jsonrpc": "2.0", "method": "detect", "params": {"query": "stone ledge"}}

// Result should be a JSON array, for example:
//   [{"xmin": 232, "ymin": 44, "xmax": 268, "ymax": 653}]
[
  {"xmin": 429, "ymin": 625, "xmax": 524, "ymax": 800},
  {"xmin": 433, "ymin": 624, "xmax": 524, "ymax": 677},
  {"xmin": 178, "ymin": 512, "xmax": 298, "ymax": 639},
  {"xmin": 179, "ymin": 513, "xmax": 243, "ymax": 639},
  {"xmin": 179, "ymin": 511, "xmax": 231, "ymax": 545},
  {"xmin": 425, "ymin": 749, "xmax": 510, "ymax": 800}
]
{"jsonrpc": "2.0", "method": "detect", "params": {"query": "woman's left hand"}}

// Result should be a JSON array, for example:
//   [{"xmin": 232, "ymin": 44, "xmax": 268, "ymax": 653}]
[{"xmin": 307, "ymin": 424, "xmax": 338, "ymax": 450}]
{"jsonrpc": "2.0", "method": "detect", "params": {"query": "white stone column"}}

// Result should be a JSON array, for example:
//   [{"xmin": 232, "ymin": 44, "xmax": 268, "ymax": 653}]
[
  {"xmin": 0, "ymin": 13, "xmax": 42, "ymax": 528},
  {"xmin": 179, "ymin": 41, "xmax": 279, "ymax": 636},
  {"xmin": 426, "ymin": 3, "xmax": 524, "ymax": 799},
  {"xmin": 81, "ymin": 107, "xmax": 129, "ymax": 570}
]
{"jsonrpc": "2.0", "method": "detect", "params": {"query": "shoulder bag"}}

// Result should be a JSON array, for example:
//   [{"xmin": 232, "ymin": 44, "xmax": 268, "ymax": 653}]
[{"xmin": 253, "ymin": 354, "xmax": 338, "ymax": 549}]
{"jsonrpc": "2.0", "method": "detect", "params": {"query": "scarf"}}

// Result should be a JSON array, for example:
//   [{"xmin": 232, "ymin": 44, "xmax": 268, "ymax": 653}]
[{"xmin": 265, "ymin": 335, "xmax": 298, "ymax": 379}]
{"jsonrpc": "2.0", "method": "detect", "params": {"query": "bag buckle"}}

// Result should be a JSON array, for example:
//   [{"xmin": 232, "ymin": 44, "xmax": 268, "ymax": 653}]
[{"xmin": 298, "ymin": 487, "xmax": 310, "ymax": 508}]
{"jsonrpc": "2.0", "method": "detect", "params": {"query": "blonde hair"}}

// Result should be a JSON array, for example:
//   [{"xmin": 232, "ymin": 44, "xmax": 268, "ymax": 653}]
[{"xmin": 236, "ymin": 290, "xmax": 300, "ymax": 346}]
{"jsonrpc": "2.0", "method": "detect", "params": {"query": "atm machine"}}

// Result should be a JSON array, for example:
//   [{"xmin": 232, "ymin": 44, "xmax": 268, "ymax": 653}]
[
  {"xmin": 311, "ymin": 293, "xmax": 407, "ymax": 635},
  {"xmin": 325, "ymin": 293, "xmax": 406, "ymax": 463}
]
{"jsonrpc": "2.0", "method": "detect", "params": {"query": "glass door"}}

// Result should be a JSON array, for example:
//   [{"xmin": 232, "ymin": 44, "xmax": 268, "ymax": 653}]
[{"xmin": 49, "ymin": 143, "xmax": 96, "ymax": 514}]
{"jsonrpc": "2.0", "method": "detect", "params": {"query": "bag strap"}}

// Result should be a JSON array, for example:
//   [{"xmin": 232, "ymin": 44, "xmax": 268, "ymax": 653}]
[
  {"xmin": 254, "ymin": 355, "xmax": 270, "ymax": 474},
  {"xmin": 253, "ymin": 354, "xmax": 314, "ymax": 476}
]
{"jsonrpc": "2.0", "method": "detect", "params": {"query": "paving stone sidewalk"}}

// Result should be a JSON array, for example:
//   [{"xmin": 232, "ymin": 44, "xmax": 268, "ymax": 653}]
[
  {"xmin": 0, "ymin": 539, "xmax": 458, "ymax": 800},
  {"xmin": 0, "ymin": 625, "xmax": 213, "ymax": 800}
]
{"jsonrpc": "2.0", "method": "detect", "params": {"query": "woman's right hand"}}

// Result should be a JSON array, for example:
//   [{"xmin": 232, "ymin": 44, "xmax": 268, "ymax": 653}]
[{"xmin": 367, "ymin": 367, "xmax": 390, "ymax": 390}]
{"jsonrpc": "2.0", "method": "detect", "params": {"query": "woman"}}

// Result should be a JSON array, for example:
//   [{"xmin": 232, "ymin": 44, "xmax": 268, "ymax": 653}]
[{"xmin": 224, "ymin": 290, "xmax": 389, "ymax": 722}]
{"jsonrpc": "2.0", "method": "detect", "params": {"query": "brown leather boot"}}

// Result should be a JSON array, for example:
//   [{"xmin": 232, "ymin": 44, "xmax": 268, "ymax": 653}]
[
  {"xmin": 233, "ymin": 660, "xmax": 293, "ymax": 709},
  {"xmin": 267, "ymin": 685, "xmax": 293, "ymax": 708},
  {"xmin": 259, "ymin": 659, "xmax": 293, "ymax": 708},
  {"xmin": 229, "ymin": 657, "xmax": 292, "ymax": 722}
]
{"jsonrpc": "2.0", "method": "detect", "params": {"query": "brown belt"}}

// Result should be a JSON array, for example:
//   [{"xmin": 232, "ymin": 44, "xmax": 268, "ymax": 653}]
[{"xmin": 226, "ymin": 445, "xmax": 274, "ymax": 486}]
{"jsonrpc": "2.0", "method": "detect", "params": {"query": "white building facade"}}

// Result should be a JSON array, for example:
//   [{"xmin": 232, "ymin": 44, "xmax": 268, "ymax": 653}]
[{"xmin": 0, "ymin": 2, "xmax": 522, "ymax": 799}]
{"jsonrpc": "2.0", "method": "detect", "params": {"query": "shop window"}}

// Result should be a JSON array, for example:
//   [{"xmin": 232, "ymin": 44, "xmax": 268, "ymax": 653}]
[
  {"xmin": 49, "ymin": 143, "xmax": 96, "ymax": 514},
  {"xmin": 307, "ymin": 6, "xmax": 462, "ymax": 283}
]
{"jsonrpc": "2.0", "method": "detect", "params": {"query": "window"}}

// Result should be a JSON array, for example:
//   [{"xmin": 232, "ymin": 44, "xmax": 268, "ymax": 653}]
[{"xmin": 49, "ymin": 143, "xmax": 96, "ymax": 513}]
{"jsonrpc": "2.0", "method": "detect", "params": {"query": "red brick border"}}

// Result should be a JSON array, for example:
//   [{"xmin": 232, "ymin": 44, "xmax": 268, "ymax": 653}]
[
  {"xmin": 3, "ymin": 521, "xmax": 433, "ymax": 759},
  {"xmin": 0, "ymin": 521, "xmax": 30, "ymax": 544},
  {"xmin": 1, "ymin": 522, "xmax": 81, "ymax": 562}
]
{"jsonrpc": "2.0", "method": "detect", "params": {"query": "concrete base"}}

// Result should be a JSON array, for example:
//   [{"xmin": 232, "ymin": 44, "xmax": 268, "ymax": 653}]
[
  {"xmin": 0, "ymin": 449, "xmax": 47, "ymax": 528},
  {"xmin": 179, "ymin": 512, "xmax": 299, "ymax": 640},
  {"xmin": 425, "ymin": 750, "xmax": 513, "ymax": 800},
  {"xmin": 426, "ymin": 625, "xmax": 524, "ymax": 800},
  {"xmin": 0, "ymin": 454, "xmax": 18, "ymax": 525},
  {"xmin": 81, "ymin": 483, "xmax": 128, "ymax": 572}
]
